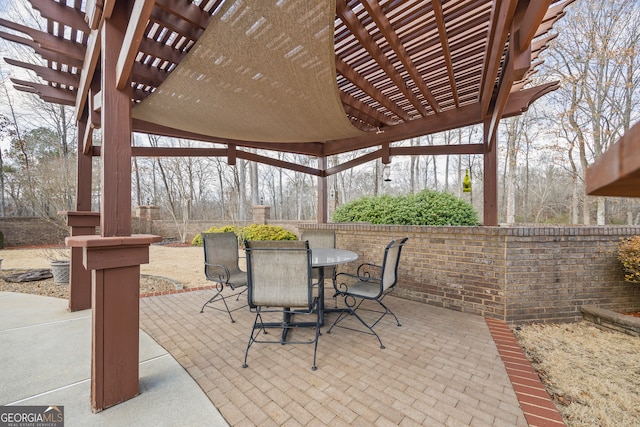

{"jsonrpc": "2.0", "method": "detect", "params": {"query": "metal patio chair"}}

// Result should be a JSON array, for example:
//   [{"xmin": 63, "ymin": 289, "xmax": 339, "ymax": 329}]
[
  {"xmin": 327, "ymin": 237, "xmax": 409, "ymax": 349},
  {"xmin": 199, "ymin": 232, "xmax": 248, "ymax": 322},
  {"xmin": 241, "ymin": 240, "xmax": 320, "ymax": 371}
]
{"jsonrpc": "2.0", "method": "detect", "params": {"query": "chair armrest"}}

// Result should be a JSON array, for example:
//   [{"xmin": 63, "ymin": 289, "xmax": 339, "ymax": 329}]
[
  {"xmin": 334, "ymin": 272, "xmax": 360, "ymax": 281},
  {"xmin": 204, "ymin": 262, "xmax": 231, "ymax": 283},
  {"xmin": 356, "ymin": 262, "xmax": 382, "ymax": 279}
]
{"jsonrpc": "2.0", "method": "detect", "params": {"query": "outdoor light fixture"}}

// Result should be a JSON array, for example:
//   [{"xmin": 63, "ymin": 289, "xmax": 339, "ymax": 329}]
[
  {"xmin": 463, "ymin": 169, "xmax": 471, "ymax": 193},
  {"xmin": 383, "ymin": 164, "xmax": 392, "ymax": 182}
]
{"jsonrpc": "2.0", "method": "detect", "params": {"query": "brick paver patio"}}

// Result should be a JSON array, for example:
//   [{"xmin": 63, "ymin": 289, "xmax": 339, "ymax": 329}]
[{"xmin": 140, "ymin": 291, "xmax": 531, "ymax": 426}]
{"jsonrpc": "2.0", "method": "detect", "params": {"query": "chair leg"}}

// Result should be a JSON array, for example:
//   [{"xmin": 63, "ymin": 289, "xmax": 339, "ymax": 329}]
[
  {"xmin": 199, "ymin": 283, "xmax": 237, "ymax": 323},
  {"xmin": 243, "ymin": 309, "xmax": 319, "ymax": 371},
  {"xmin": 311, "ymin": 299, "xmax": 320, "ymax": 371},
  {"xmin": 375, "ymin": 299, "xmax": 401, "ymax": 327},
  {"xmin": 242, "ymin": 311, "xmax": 264, "ymax": 368},
  {"xmin": 327, "ymin": 295, "xmax": 386, "ymax": 349}
]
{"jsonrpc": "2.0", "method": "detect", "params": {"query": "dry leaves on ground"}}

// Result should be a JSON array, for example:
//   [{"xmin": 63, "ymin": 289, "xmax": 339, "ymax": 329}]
[
  {"xmin": 0, "ymin": 269, "xmax": 178, "ymax": 300},
  {"xmin": 513, "ymin": 322, "xmax": 640, "ymax": 427}
]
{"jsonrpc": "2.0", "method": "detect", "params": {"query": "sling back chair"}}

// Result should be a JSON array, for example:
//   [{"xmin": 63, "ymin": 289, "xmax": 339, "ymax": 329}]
[
  {"xmin": 242, "ymin": 240, "xmax": 320, "ymax": 371},
  {"xmin": 301, "ymin": 229, "xmax": 336, "ymax": 286},
  {"xmin": 327, "ymin": 237, "xmax": 409, "ymax": 349},
  {"xmin": 199, "ymin": 232, "xmax": 248, "ymax": 322}
]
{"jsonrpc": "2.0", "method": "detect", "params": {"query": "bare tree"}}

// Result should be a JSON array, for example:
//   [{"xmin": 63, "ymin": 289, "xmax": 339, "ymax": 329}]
[{"xmin": 545, "ymin": 0, "xmax": 640, "ymax": 224}]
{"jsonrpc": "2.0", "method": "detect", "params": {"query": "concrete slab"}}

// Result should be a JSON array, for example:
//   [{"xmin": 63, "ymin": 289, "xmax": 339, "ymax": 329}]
[{"xmin": 0, "ymin": 292, "xmax": 228, "ymax": 426}]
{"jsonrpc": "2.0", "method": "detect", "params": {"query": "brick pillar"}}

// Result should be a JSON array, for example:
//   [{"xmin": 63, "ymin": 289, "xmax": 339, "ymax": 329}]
[
  {"xmin": 135, "ymin": 205, "xmax": 161, "ymax": 220},
  {"xmin": 253, "ymin": 205, "xmax": 271, "ymax": 224}
]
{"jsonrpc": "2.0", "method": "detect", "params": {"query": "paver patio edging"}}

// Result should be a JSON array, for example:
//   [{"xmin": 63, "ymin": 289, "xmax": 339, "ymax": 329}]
[{"xmin": 485, "ymin": 318, "xmax": 566, "ymax": 427}]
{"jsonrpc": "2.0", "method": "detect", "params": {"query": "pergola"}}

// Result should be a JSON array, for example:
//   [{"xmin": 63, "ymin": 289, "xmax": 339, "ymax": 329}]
[{"xmin": 1, "ymin": 0, "xmax": 572, "ymax": 412}]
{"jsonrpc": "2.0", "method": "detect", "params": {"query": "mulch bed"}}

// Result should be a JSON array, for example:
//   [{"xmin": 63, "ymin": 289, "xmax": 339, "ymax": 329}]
[{"xmin": 0, "ymin": 269, "xmax": 178, "ymax": 300}]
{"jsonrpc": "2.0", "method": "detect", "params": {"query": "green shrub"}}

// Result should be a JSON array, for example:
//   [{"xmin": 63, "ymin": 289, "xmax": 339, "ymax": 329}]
[
  {"xmin": 191, "ymin": 224, "xmax": 297, "ymax": 246},
  {"xmin": 240, "ymin": 224, "xmax": 297, "ymax": 242},
  {"xmin": 332, "ymin": 189, "xmax": 480, "ymax": 226},
  {"xmin": 191, "ymin": 225, "xmax": 240, "ymax": 246},
  {"xmin": 618, "ymin": 236, "xmax": 640, "ymax": 283}
]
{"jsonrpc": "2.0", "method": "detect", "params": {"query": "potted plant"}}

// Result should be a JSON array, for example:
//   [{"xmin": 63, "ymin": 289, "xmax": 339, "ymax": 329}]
[{"xmin": 40, "ymin": 247, "xmax": 71, "ymax": 284}]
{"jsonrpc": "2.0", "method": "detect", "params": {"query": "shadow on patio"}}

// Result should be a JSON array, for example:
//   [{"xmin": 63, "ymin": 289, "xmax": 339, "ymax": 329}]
[{"xmin": 141, "ymin": 291, "xmax": 529, "ymax": 426}]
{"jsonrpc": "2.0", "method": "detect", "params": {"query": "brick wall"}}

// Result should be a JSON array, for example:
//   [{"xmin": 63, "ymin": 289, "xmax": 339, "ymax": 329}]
[
  {"xmin": 300, "ymin": 224, "xmax": 640, "ymax": 324},
  {"xmin": 6, "ymin": 215, "xmax": 639, "ymax": 324},
  {"xmin": 0, "ymin": 217, "xmax": 69, "ymax": 247},
  {"xmin": 132, "ymin": 218, "xmax": 313, "ymax": 243}
]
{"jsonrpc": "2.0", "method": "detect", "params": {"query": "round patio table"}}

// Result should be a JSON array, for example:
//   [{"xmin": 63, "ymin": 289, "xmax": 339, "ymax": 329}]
[{"xmin": 311, "ymin": 248, "xmax": 359, "ymax": 323}]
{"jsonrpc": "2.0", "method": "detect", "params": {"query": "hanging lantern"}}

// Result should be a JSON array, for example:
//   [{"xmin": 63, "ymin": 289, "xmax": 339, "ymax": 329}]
[
  {"xmin": 463, "ymin": 169, "xmax": 471, "ymax": 193},
  {"xmin": 383, "ymin": 164, "xmax": 392, "ymax": 182}
]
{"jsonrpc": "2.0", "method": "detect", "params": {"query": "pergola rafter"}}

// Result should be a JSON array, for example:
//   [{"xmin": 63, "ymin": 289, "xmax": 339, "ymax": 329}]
[{"xmin": 2, "ymin": 1, "xmax": 570, "ymax": 142}]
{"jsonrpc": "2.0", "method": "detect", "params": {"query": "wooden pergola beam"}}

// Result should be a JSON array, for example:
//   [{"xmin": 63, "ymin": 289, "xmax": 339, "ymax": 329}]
[
  {"xmin": 336, "ymin": 0, "xmax": 429, "ymax": 117},
  {"xmin": 29, "ymin": 0, "xmax": 90, "ymax": 34},
  {"xmin": 361, "ymin": 0, "xmax": 441, "ymax": 113},
  {"xmin": 432, "ymin": 0, "xmax": 460, "ymax": 108},
  {"xmin": 11, "ymin": 78, "xmax": 76, "ymax": 105},
  {"xmin": 0, "ymin": 18, "xmax": 86, "ymax": 61},
  {"xmin": 478, "ymin": 0, "xmax": 519, "ymax": 116},
  {"xmin": 116, "ymin": 0, "xmax": 155, "ymax": 90},
  {"xmin": 4, "ymin": 58, "xmax": 80, "ymax": 88},
  {"xmin": 335, "ymin": 56, "xmax": 409, "ymax": 123}
]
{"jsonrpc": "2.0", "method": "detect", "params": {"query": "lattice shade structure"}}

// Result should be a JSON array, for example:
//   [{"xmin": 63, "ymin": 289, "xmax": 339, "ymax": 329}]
[{"xmin": 1, "ymin": 0, "xmax": 572, "ymax": 160}]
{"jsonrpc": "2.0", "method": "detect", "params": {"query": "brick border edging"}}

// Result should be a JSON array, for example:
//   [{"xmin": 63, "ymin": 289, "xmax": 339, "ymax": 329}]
[
  {"xmin": 140, "ymin": 284, "xmax": 216, "ymax": 298},
  {"xmin": 485, "ymin": 318, "xmax": 566, "ymax": 427}
]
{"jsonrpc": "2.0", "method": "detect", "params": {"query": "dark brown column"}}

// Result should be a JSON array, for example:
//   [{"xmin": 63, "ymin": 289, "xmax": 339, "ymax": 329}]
[
  {"xmin": 101, "ymin": 5, "xmax": 132, "ymax": 238},
  {"xmin": 67, "ymin": 1, "xmax": 161, "ymax": 412},
  {"xmin": 65, "ymin": 211, "xmax": 99, "ymax": 311},
  {"xmin": 64, "ymin": 118, "xmax": 98, "ymax": 312},
  {"xmin": 484, "ymin": 120, "xmax": 498, "ymax": 226},
  {"xmin": 317, "ymin": 157, "xmax": 327, "ymax": 223},
  {"xmin": 66, "ymin": 235, "xmax": 161, "ymax": 411}
]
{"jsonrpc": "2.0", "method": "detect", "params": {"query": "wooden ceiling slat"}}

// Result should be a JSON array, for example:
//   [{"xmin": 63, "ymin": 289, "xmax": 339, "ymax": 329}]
[
  {"xmin": 336, "ymin": 56, "xmax": 409, "ymax": 122},
  {"xmin": 149, "ymin": 7, "xmax": 204, "ymax": 41},
  {"xmin": 138, "ymin": 37, "xmax": 186, "ymax": 65},
  {"xmin": 131, "ymin": 62, "xmax": 166, "ymax": 87},
  {"xmin": 361, "ymin": 0, "xmax": 442, "ymax": 113},
  {"xmin": 336, "ymin": 0, "xmax": 429, "ymax": 117},
  {"xmin": 432, "ymin": 0, "xmax": 459, "ymax": 108},
  {"xmin": 154, "ymin": 0, "xmax": 213, "ymax": 29},
  {"xmin": 340, "ymin": 90, "xmax": 393, "ymax": 127}
]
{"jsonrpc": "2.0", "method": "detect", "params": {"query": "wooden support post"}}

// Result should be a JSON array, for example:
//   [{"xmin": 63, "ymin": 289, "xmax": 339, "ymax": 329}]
[
  {"xmin": 65, "ymin": 212, "xmax": 100, "ymax": 311},
  {"xmin": 101, "ymin": 2, "xmax": 132, "ymax": 238},
  {"xmin": 317, "ymin": 157, "xmax": 327, "ymax": 223},
  {"xmin": 68, "ymin": 2, "xmax": 161, "ymax": 412},
  {"xmin": 484, "ymin": 120, "xmax": 498, "ymax": 226},
  {"xmin": 66, "ymin": 235, "xmax": 161, "ymax": 411},
  {"xmin": 63, "ymin": 118, "xmax": 98, "ymax": 312}
]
